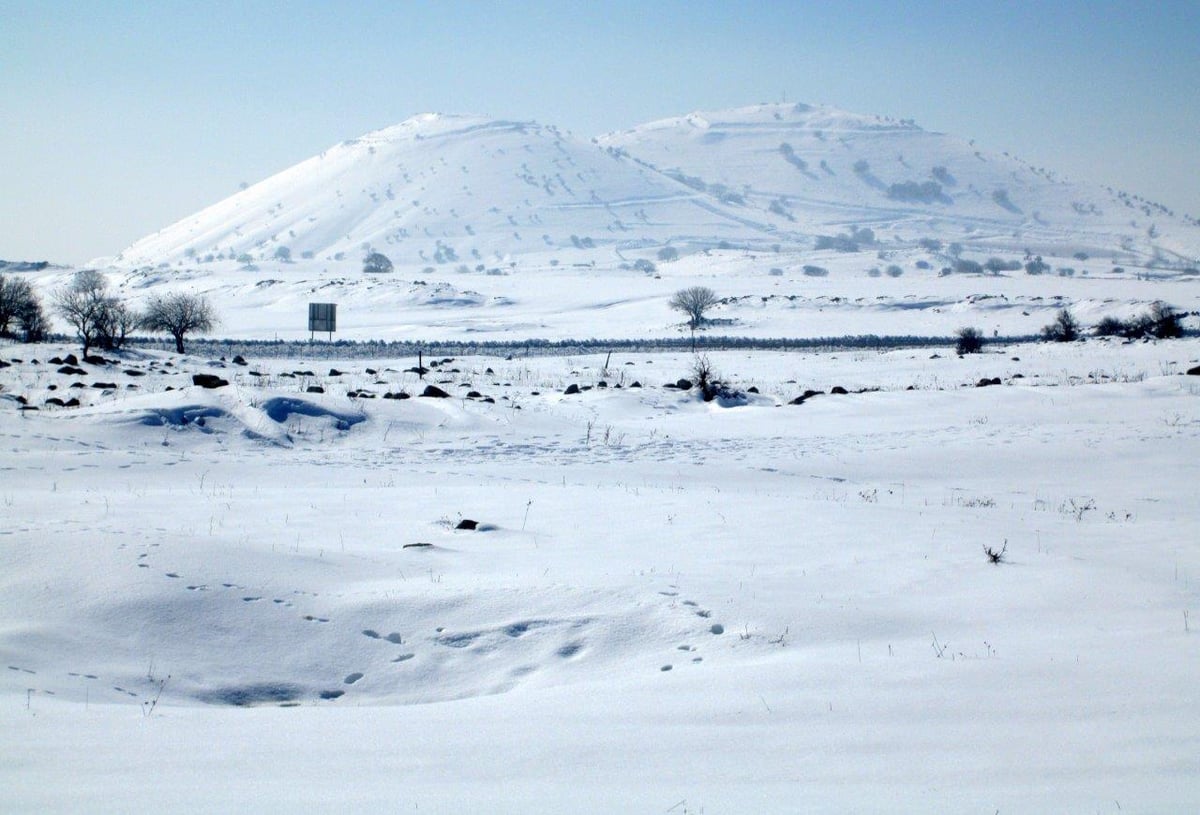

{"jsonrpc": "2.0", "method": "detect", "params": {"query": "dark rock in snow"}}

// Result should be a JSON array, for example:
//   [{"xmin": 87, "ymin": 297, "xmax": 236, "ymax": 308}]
[
  {"xmin": 58, "ymin": 366, "xmax": 87, "ymax": 375},
  {"xmin": 1187, "ymin": 365, "xmax": 1200, "ymax": 376},
  {"xmin": 456, "ymin": 519, "xmax": 479, "ymax": 530},
  {"xmin": 193, "ymin": 373, "xmax": 229, "ymax": 389},
  {"xmin": 830, "ymin": 386, "xmax": 849, "ymax": 395},
  {"xmin": 563, "ymin": 384, "xmax": 580, "ymax": 395},
  {"xmin": 232, "ymin": 355, "xmax": 248, "ymax": 366},
  {"xmin": 306, "ymin": 385, "xmax": 325, "ymax": 394},
  {"xmin": 421, "ymin": 385, "xmax": 451, "ymax": 398},
  {"xmin": 789, "ymin": 389, "xmax": 824, "ymax": 405},
  {"xmin": 675, "ymin": 378, "xmax": 693, "ymax": 390}
]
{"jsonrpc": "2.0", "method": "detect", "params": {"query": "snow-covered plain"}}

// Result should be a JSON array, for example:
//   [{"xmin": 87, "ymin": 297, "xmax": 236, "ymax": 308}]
[
  {"xmin": 3, "ymin": 100, "xmax": 1200, "ymax": 812},
  {"xmin": 2, "ymin": 333, "xmax": 1199, "ymax": 812}
]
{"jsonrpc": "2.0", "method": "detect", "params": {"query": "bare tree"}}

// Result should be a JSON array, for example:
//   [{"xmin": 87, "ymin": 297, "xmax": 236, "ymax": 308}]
[
  {"xmin": 140, "ymin": 292, "xmax": 217, "ymax": 353},
  {"xmin": 98, "ymin": 299, "xmax": 137, "ymax": 350},
  {"xmin": 669, "ymin": 286, "xmax": 719, "ymax": 351},
  {"xmin": 54, "ymin": 270, "xmax": 116, "ymax": 356},
  {"xmin": 0, "ymin": 275, "xmax": 47, "ymax": 342}
]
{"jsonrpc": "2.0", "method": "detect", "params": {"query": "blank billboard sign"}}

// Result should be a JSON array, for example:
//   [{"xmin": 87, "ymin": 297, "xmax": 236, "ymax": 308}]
[{"xmin": 309, "ymin": 303, "xmax": 337, "ymax": 334}]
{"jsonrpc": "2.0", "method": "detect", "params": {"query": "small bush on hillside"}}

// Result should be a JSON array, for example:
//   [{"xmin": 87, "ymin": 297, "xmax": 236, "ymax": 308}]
[
  {"xmin": 363, "ymin": 252, "xmax": 394, "ymax": 274},
  {"xmin": 1025, "ymin": 256, "xmax": 1050, "ymax": 275},
  {"xmin": 1094, "ymin": 316, "xmax": 1126, "ymax": 337},
  {"xmin": 984, "ymin": 257, "xmax": 1021, "ymax": 274},
  {"xmin": 1093, "ymin": 302, "xmax": 1184, "ymax": 339},
  {"xmin": 1042, "ymin": 309, "xmax": 1080, "ymax": 342},
  {"xmin": 956, "ymin": 326, "xmax": 985, "ymax": 355}
]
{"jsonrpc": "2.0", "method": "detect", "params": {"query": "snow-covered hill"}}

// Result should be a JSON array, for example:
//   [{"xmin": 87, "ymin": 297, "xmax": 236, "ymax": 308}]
[
  {"xmin": 113, "ymin": 103, "xmax": 1200, "ymax": 273},
  {"xmin": 599, "ymin": 103, "xmax": 1200, "ymax": 264},
  {"xmin": 116, "ymin": 113, "xmax": 765, "ymax": 269}
]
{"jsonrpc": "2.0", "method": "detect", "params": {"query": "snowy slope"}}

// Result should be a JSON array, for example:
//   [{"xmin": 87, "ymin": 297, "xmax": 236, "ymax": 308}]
[
  {"xmin": 599, "ymin": 102, "xmax": 1200, "ymax": 264},
  {"xmin": 114, "ymin": 103, "xmax": 1200, "ymax": 274},
  {"xmin": 116, "ymin": 114, "xmax": 771, "ymax": 269}
]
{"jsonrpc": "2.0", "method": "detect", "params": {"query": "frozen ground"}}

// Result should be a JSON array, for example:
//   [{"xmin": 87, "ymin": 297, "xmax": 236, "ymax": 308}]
[{"xmin": 2, "ymin": 336, "xmax": 1199, "ymax": 812}]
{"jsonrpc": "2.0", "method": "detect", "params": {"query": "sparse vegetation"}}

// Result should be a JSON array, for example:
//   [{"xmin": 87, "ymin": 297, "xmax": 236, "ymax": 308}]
[
  {"xmin": 955, "ymin": 326, "xmax": 984, "ymax": 355},
  {"xmin": 362, "ymin": 252, "xmax": 394, "ymax": 274},
  {"xmin": 669, "ymin": 286, "xmax": 719, "ymax": 351},
  {"xmin": 1093, "ymin": 302, "xmax": 1183, "ymax": 339},
  {"xmin": 0, "ymin": 274, "xmax": 48, "ymax": 342},
  {"xmin": 53, "ymin": 270, "xmax": 131, "ymax": 355},
  {"xmin": 140, "ymin": 292, "xmax": 219, "ymax": 354},
  {"xmin": 1043, "ymin": 309, "xmax": 1081, "ymax": 342}
]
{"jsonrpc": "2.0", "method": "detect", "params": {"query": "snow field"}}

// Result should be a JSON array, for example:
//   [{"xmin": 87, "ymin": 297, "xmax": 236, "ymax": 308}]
[{"xmin": 2, "ymin": 339, "xmax": 1199, "ymax": 811}]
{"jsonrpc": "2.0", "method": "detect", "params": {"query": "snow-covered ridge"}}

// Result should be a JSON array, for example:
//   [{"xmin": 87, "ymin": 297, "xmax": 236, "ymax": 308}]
[{"xmin": 110, "ymin": 102, "xmax": 1200, "ymax": 273}]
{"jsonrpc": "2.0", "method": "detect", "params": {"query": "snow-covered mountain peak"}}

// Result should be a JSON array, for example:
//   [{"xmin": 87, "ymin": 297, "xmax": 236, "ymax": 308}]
[{"xmin": 112, "ymin": 102, "xmax": 1200, "ymax": 273}]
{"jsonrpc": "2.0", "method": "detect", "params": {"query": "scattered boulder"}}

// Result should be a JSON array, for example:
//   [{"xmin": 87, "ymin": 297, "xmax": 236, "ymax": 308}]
[
  {"xmin": 420, "ymin": 385, "xmax": 450, "ymax": 398},
  {"xmin": 92, "ymin": 382, "xmax": 118, "ymax": 390},
  {"xmin": 830, "ymin": 386, "xmax": 849, "ymax": 395},
  {"xmin": 44, "ymin": 397, "xmax": 66, "ymax": 407},
  {"xmin": 1187, "ymin": 365, "xmax": 1200, "ymax": 376},
  {"xmin": 58, "ymin": 366, "xmax": 87, "ymax": 376},
  {"xmin": 975, "ymin": 377, "xmax": 1002, "ymax": 387},
  {"xmin": 563, "ymin": 384, "xmax": 580, "ymax": 395},
  {"xmin": 192, "ymin": 373, "xmax": 229, "ymax": 389},
  {"xmin": 232, "ymin": 355, "xmax": 248, "ymax": 366},
  {"xmin": 306, "ymin": 386, "xmax": 325, "ymax": 394},
  {"xmin": 82, "ymin": 355, "xmax": 108, "ymax": 366},
  {"xmin": 383, "ymin": 391, "xmax": 411, "ymax": 400},
  {"xmin": 456, "ymin": 519, "xmax": 479, "ymax": 531},
  {"xmin": 124, "ymin": 369, "xmax": 146, "ymax": 377},
  {"xmin": 63, "ymin": 354, "xmax": 79, "ymax": 365},
  {"xmin": 675, "ymin": 378, "xmax": 693, "ymax": 390},
  {"xmin": 327, "ymin": 369, "xmax": 343, "ymax": 377},
  {"xmin": 789, "ymin": 389, "xmax": 824, "ymax": 405}
]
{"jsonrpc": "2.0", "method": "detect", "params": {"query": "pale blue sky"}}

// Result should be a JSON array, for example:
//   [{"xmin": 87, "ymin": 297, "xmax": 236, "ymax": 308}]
[{"xmin": 2, "ymin": 0, "xmax": 1197, "ymax": 263}]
